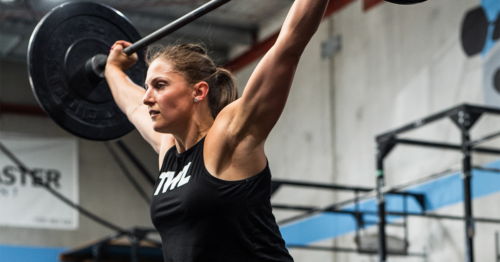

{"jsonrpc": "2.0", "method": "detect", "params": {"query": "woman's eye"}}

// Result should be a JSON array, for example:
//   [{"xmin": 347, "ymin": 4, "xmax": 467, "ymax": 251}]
[{"xmin": 157, "ymin": 82, "xmax": 166, "ymax": 88}]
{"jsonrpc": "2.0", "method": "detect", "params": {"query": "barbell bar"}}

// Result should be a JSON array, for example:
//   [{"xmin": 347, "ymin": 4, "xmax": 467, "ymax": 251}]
[
  {"xmin": 86, "ymin": 0, "xmax": 232, "ymax": 80},
  {"xmin": 28, "ymin": 0, "xmax": 230, "ymax": 141}
]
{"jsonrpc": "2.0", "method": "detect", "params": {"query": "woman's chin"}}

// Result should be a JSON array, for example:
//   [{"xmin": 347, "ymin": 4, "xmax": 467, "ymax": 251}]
[{"xmin": 152, "ymin": 123, "xmax": 170, "ymax": 134}]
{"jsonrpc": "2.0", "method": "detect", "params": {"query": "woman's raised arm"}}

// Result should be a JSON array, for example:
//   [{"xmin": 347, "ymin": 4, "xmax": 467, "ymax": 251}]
[
  {"xmin": 224, "ymin": 0, "xmax": 329, "ymax": 143},
  {"xmin": 104, "ymin": 41, "xmax": 165, "ymax": 154}
]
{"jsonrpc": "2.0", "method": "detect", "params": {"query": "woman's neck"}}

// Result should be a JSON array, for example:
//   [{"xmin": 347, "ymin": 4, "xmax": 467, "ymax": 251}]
[{"xmin": 173, "ymin": 111, "xmax": 214, "ymax": 153}]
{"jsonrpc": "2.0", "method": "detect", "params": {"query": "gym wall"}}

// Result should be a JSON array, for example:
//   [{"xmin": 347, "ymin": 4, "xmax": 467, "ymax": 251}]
[
  {"xmin": 0, "ymin": 60, "xmax": 159, "ymax": 259},
  {"xmin": 234, "ymin": 0, "xmax": 500, "ymax": 261}
]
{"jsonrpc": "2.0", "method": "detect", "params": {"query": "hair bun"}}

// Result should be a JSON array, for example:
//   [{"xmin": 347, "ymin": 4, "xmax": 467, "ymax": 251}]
[{"xmin": 179, "ymin": 43, "xmax": 207, "ymax": 55}]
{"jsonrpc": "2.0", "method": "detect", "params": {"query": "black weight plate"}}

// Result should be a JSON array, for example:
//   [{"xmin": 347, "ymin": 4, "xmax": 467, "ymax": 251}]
[
  {"xmin": 385, "ymin": 0, "xmax": 427, "ymax": 5},
  {"xmin": 460, "ymin": 6, "xmax": 489, "ymax": 57},
  {"xmin": 28, "ymin": 2, "xmax": 146, "ymax": 141}
]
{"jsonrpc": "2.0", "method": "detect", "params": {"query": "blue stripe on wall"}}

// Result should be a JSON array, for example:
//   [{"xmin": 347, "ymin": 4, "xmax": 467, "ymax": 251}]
[
  {"xmin": 280, "ymin": 161, "xmax": 500, "ymax": 245},
  {"xmin": 0, "ymin": 245, "xmax": 68, "ymax": 262},
  {"xmin": 480, "ymin": 0, "xmax": 500, "ymax": 56},
  {"xmin": 1, "ymin": 164, "xmax": 499, "ymax": 256}
]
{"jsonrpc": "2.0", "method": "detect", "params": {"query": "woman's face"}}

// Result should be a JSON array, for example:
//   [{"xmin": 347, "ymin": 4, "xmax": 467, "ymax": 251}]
[{"xmin": 143, "ymin": 59, "xmax": 194, "ymax": 134}]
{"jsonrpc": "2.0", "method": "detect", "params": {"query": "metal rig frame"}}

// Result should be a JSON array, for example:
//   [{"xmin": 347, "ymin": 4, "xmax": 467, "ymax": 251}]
[
  {"xmin": 2, "ymin": 103, "xmax": 500, "ymax": 261},
  {"xmin": 271, "ymin": 180, "xmax": 428, "ymax": 258},
  {"xmin": 375, "ymin": 103, "xmax": 500, "ymax": 262},
  {"xmin": 271, "ymin": 103, "xmax": 500, "ymax": 261}
]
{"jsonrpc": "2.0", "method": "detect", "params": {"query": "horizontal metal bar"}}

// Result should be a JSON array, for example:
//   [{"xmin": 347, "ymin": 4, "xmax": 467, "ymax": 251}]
[
  {"xmin": 396, "ymin": 139, "xmax": 460, "ymax": 150},
  {"xmin": 277, "ymin": 168, "xmax": 459, "ymax": 225},
  {"xmin": 273, "ymin": 204, "xmax": 317, "ymax": 212},
  {"xmin": 272, "ymin": 179, "xmax": 373, "ymax": 192},
  {"xmin": 469, "ymin": 130, "xmax": 500, "ymax": 147},
  {"xmin": 387, "ymin": 211, "xmax": 500, "ymax": 224},
  {"xmin": 474, "ymin": 166, "xmax": 500, "ymax": 174},
  {"xmin": 287, "ymin": 245, "xmax": 426, "ymax": 257},
  {"xmin": 386, "ymin": 223, "xmax": 406, "ymax": 227},
  {"xmin": 287, "ymin": 245, "xmax": 359, "ymax": 254},
  {"xmin": 274, "ymin": 204, "xmax": 500, "ymax": 224},
  {"xmin": 377, "ymin": 104, "xmax": 500, "ymax": 141},
  {"xmin": 377, "ymin": 105, "xmax": 463, "ymax": 142},
  {"xmin": 396, "ymin": 139, "xmax": 500, "ymax": 155},
  {"xmin": 473, "ymin": 147, "xmax": 500, "ymax": 155},
  {"xmin": 466, "ymin": 104, "xmax": 500, "ymax": 115}
]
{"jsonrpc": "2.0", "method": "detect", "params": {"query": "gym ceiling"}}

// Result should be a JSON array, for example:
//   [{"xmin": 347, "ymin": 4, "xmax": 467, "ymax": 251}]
[{"xmin": 0, "ymin": 0, "xmax": 294, "ymax": 64}]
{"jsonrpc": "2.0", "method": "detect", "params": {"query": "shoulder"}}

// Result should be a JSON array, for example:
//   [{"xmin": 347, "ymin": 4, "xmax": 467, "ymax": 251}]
[{"xmin": 203, "ymin": 100, "xmax": 267, "ymax": 181}]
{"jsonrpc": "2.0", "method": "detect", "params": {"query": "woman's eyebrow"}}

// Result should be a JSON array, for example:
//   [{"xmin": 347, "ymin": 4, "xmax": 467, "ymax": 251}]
[{"xmin": 144, "ymin": 77, "xmax": 160, "ymax": 89}]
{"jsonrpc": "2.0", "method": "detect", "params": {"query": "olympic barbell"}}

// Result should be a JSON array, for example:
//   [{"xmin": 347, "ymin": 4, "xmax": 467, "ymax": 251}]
[
  {"xmin": 28, "ymin": 0, "xmax": 230, "ymax": 141},
  {"xmin": 28, "ymin": 0, "xmax": 427, "ymax": 141}
]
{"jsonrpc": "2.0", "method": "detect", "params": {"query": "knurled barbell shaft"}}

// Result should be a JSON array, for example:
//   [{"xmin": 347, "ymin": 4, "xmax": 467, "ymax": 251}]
[
  {"xmin": 124, "ymin": 0, "xmax": 231, "ymax": 56},
  {"xmin": 91, "ymin": 0, "xmax": 231, "ymax": 76}
]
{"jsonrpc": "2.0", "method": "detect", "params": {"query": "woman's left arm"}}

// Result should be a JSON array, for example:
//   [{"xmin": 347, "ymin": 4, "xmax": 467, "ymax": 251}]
[{"xmin": 225, "ymin": 0, "xmax": 329, "ymax": 143}]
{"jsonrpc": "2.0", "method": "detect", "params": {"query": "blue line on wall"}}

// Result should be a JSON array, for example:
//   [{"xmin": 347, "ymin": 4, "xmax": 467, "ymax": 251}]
[
  {"xmin": 481, "ymin": 0, "xmax": 500, "ymax": 56},
  {"xmin": 280, "ymin": 160, "xmax": 500, "ymax": 245},
  {"xmin": 1, "ymin": 163, "xmax": 499, "ymax": 257},
  {"xmin": 0, "ymin": 244, "xmax": 68, "ymax": 262}
]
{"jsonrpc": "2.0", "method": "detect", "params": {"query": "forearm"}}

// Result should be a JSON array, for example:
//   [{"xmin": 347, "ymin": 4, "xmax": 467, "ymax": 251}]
[
  {"xmin": 105, "ymin": 65, "xmax": 163, "ymax": 152},
  {"xmin": 277, "ymin": 0, "xmax": 329, "ymax": 56},
  {"xmin": 104, "ymin": 65, "xmax": 145, "ymax": 117}
]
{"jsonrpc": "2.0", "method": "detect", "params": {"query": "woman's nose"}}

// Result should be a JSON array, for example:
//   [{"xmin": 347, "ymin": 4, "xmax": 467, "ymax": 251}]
[{"xmin": 143, "ymin": 88, "xmax": 154, "ymax": 106}]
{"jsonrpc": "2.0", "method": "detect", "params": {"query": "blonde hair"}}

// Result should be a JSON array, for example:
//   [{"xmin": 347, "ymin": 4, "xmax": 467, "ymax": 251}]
[{"xmin": 146, "ymin": 43, "xmax": 238, "ymax": 118}]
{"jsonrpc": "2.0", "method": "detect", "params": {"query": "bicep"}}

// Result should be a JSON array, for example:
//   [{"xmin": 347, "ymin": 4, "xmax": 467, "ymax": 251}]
[{"xmin": 230, "ymin": 46, "xmax": 300, "ymax": 141}]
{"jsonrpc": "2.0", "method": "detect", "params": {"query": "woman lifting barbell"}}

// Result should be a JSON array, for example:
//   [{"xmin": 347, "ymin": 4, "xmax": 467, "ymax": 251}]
[{"xmin": 104, "ymin": 0, "xmax": 329, "ymax": 261}]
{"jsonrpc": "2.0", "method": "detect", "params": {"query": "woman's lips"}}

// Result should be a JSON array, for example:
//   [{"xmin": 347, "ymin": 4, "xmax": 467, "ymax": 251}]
[{"xmin": 149, "ymin": 110, "xmax": 160, "ymax": 118}]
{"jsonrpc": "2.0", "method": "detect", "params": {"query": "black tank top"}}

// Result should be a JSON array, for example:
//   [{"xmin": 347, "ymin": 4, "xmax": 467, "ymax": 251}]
[{"xmin": 150, "ymin": 137, "xmax": 294, "ymax": 262}]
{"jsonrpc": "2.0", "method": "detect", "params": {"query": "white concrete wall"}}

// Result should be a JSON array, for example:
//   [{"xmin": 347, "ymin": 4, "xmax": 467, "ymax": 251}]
[{"xmin": 235, "ymin": 0, "xmax": 500, "ymax": 261}]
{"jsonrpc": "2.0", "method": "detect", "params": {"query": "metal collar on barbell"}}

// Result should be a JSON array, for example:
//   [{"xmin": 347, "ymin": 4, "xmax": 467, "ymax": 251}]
[{"xmin": 28, "ymin": 0, "xmax": 231, "ymax": 141}]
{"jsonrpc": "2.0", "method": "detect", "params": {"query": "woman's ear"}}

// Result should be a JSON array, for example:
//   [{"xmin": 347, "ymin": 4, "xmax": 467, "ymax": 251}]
[{"xmin": 193, "ymin": 81, "xmax": 209, "ymax": 102}]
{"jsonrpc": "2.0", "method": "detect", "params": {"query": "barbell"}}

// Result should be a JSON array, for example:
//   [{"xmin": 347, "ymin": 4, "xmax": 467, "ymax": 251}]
[
  {"xmin": 28, "ymin": 0, "xmax": 427, "ymax": 141},
  {"xmin": 28, "ymin": 0, "xmax": 230, "ymax": 141}
]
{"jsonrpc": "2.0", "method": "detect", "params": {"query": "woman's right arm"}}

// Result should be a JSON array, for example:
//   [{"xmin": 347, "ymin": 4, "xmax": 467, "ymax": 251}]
[{"xmin": 104, "ymin": 41, "xmax": 166, "ymax": 154}]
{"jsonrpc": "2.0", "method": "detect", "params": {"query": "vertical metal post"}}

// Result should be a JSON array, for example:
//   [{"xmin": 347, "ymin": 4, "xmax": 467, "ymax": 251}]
[
  {"xmin": 460, "ymin": 110, "xmax": 474, "ymax": 262},
  {"xmin": 92, "ymin": 244, "xmax": 101, "ymax": 262},
  {"xmin": 376, "ymin": 150, "xmax": 387, "ymax": 262},
  {"xmin": 354, "ymin": 190, "xmax": 360, "ymax": 242},
  {"xmin": 131, "ymin": 235, "xmax": 139, "ymax": 262},
  {"xmin": 496, "ymin": 232, "xmax": 499, "ymax": 262},
  {"xmin": 403, "ymin": 194, "xmax": 408, "ymax": 244}
]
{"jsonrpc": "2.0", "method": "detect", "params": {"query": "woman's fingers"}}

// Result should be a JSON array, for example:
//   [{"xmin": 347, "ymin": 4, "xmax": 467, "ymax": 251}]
[{"xmin": 107, "ymin": 41, "xmax": 138, "ymax": 71}]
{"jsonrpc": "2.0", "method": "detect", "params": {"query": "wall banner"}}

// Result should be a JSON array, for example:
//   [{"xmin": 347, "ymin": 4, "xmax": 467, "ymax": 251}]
[{"xmin": 0, "ymin": 133, "xmax": 79, "ymax": 230}]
